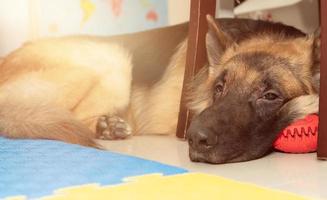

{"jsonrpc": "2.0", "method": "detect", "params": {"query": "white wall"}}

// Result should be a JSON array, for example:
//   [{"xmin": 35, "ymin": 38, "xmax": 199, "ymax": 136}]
[
  {"xmin": 167, "ymin": 0, "xmax": 234, "ymax": 25},
  {"xmin": 0, "ymin": 0, "xmax": 30, "ymax": 57},
  {"xmin": 167, "ymin": 0, "xmax": 190, "ymax": 25}
]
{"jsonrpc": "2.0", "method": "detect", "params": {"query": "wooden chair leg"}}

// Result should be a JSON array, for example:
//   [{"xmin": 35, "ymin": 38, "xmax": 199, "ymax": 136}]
[
  {"xmin": 318, "ymin": 0, "xmax": 327, "ymax": 159},
  {"xmin": 176, "ymin": 0, "xmax": 217, "ymax": 138}
]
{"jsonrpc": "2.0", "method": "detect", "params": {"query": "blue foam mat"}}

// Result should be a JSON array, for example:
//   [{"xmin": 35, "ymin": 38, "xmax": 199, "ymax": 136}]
[{"xmin": 0, "ymin": 137, "xmax": 187, "ymax": 199}]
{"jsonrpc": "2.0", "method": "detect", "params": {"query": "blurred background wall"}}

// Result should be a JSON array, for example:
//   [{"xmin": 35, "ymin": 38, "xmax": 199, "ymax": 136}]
[
  {"xmin": 0, "ymin": 0, "xmax": 168, "ymax": 56},
  {"xmin": 0, "ymin": 0, "xmax": 319, "ymax": 57}
]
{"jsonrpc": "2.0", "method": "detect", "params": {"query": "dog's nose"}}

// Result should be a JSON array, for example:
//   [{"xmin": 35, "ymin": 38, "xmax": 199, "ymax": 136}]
[{"xmin": 188, "ymin": 128, "xmax": 218, "ymax": 152}]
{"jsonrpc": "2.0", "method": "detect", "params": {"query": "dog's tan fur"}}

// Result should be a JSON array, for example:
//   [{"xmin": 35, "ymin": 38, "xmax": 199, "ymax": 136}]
[
  {"xmin": 0, "ymin": 38, "xmax": 135, "ymax": 146},
  {"xmin": 0, "ymin": 32, "xmax": 188, "ymax": 146},
  {"xmin": 126, "ymin": 40, "xmax": 187, "ymax": 135},
  {"xmin": 0, "ymin": 18, "xmax": 319, "ymax": 152},
  {"xmin": 187, "ymin": 34, "xmax": 317, "ymax": 115}
]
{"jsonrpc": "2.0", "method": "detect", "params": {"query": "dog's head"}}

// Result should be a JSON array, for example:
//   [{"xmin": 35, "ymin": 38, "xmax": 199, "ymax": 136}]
[{"xmin": 187, "ymin": 16, "xmax": 320, "ymax": 164}]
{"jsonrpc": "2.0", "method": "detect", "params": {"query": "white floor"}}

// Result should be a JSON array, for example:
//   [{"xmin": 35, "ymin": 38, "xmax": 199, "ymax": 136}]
[{"xmin": 99, "ymin": 135, "xmax": 327, "ymax": 199}]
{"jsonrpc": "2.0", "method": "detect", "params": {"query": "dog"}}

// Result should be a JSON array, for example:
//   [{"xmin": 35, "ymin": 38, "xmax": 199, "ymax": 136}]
[{"xmin": 0, "ymin": 15, "xmax": 320, "ymax": 164}]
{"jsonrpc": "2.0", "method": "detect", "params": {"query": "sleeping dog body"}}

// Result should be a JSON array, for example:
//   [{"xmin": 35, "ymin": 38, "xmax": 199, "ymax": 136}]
[{"xmin": 0, "ymin": 16, "xmax": 319, "ymax": 163}]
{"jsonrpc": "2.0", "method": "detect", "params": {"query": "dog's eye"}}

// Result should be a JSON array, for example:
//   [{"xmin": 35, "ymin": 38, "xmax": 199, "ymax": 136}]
[
  {"xmin": 214, "ymin": 83, "xmax": 224, "ymax": 94},
  {"xmin": 263, "ymin": 92, "xmax": 278, "ymax": 100}
]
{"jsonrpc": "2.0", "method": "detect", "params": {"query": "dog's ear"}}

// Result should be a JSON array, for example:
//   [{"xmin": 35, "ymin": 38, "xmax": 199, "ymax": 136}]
[{"xmin": 206, "ymin": 15, "xmax": 233, "ymax": 67}]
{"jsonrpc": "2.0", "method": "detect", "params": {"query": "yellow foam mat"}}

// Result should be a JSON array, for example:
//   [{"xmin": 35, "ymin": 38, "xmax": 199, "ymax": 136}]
[{"xmin": 7, "ymin": 173, "xmax": 311, "ymax": 200}]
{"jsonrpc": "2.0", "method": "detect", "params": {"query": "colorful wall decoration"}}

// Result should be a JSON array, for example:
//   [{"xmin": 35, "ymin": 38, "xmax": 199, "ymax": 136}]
[{"xmin": 0, "ymin": 0, "xmax": 168, "ymax": 56}]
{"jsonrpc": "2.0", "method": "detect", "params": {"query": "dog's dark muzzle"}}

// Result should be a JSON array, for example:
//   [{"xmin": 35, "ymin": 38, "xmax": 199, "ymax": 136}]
[{"xmin": 187, "ymin": 118, "xmax": 218, "ymax": 153}]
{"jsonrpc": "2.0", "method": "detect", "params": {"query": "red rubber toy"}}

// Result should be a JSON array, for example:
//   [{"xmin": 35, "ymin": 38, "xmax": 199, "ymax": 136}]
[{"xmin": 273, "ymin": 114, "xmax": 318, "ymax": 153}]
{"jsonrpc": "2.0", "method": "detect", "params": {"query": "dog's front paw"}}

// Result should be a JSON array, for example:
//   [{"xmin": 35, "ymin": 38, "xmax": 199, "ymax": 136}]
[{"xmin": 96, "ymin": 115, "xmax": 132, "ymax": 140}]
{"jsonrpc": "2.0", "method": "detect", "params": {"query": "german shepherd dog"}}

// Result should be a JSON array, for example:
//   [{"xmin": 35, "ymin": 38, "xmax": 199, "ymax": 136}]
[{"xmin": 0, "ymin": 15, "xmax": 320, "ymax": 164}]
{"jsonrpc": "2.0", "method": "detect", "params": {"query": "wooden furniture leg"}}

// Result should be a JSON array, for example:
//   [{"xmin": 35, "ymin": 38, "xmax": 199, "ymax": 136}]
[
  {"xmin": 318, "ymin": 0, "xmax": 327, "ymax": 159},
  {"xmin": 176, "ymin": 0, "xmax": 217, "ymax": 138}
]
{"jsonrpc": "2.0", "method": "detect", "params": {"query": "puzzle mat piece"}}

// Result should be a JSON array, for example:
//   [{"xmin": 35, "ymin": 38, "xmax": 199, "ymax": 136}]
[
  {"xmin": 7, "ymin": 173, "xmax": 311, "ymax": 200},
  {"xmin": 0, "ymin": 137, "xmax": 186, "ymax": 199}
]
